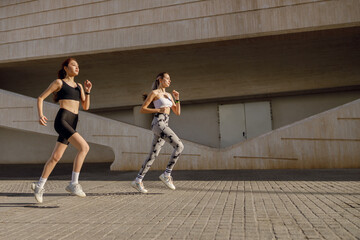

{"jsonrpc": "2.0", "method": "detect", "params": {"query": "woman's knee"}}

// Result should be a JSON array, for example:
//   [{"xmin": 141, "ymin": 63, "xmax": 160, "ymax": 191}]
[
  {"xmin": 176, "ymin": 141, "xmax": 184, "ymax": 153},
  {"xmin": 51, "ymin": 152, "xmax": 63, "ymax": 163},
  {"xmin": 81, "ymin": 143, "xmax": 90, "ymax": 154}
]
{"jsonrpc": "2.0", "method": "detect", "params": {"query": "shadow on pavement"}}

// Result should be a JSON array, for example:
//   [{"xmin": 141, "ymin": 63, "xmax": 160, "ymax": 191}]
[
  {"xmin": 86, "ymin": 192, "xmax": 163, "ymax": 196},
  {"xmin": 0, "ymin": 192, "xmax": 163, "ymax": 197},
  {"xmin": 176, "ymin": 187, "xmax": 360, "ymax": 196},
  {"xmin": 0, "ymin": 202, "xmax": 60, "ymax": 208},
  {"xmin": 0, "ymin": 163, "xmax": 359, "ymax": 181},
  {"xmin": 0, "ymin": 192, "xmax": 68, "ymax": 197}
]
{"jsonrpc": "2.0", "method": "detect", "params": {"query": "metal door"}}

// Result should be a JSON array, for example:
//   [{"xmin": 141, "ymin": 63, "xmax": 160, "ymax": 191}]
[{"xmin": 219, "ymin": 101, "xmax": 272, "ymax": 148}]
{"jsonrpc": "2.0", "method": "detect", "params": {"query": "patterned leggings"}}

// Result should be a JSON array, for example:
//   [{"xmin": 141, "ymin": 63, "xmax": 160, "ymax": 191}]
[{"xmin": 137, "ymin": 113, "xmax": 184, "ymax": 179}]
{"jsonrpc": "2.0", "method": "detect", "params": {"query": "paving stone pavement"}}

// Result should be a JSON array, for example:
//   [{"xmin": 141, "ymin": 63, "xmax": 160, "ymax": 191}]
[{"xmin": 0, "ymin": 163, "xmax": 359, "ymax": 240}]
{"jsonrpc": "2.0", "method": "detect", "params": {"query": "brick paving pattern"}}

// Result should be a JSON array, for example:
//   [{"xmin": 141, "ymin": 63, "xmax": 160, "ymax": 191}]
[{"xmin": 0, "ymin": 164, "xmax": 359, "ymax": 240}]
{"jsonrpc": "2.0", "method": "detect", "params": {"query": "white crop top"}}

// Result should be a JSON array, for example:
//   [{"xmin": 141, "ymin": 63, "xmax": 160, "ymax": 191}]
[{"xmin": 153, "ymin": 97, "xmax": 173, "ymax": 109}]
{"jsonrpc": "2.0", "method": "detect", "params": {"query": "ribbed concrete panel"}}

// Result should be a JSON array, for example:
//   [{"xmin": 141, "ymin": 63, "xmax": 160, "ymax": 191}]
[
  {"xmin": 0, "ymin": 0, "xmax": 200, "ymax": 33},
  {"xmin": 0, "ymin": 0, "xmax": 35, "ymax": 8},
  {"xmin": 0, "ymin": 0, "xmax": 201, "ymax": 19},
  {"xmin": 0, "ymin": 0, "xmax": 359, "ymax": 62},
  {"xmin": 1, "ymin": 27, "xmax": 359, "ymax": 109}
]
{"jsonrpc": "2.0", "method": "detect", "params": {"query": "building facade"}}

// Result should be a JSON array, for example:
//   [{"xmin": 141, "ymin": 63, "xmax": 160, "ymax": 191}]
[{"xmin": 0, "ymin": 0, "xmax": 359, "ymax": 166}]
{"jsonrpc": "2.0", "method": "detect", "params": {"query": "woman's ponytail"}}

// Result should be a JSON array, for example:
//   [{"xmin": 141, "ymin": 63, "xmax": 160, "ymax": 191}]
[
  {"xmin": 57, "ymin": 68, "xmax": 67, "ymax": 79},
  {"xmin": 142, "ymin": 72, "xmax": 168, "ymax": 101}
]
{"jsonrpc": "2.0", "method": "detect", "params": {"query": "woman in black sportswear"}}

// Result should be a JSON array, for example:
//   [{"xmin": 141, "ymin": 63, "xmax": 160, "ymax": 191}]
[{"xmin": 31, "ymin": 58, "xmax": 92, "ymax": 203}]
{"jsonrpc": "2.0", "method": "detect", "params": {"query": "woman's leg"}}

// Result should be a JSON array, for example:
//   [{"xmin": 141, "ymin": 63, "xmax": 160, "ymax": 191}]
[
  {"xmin": 68, "ymin": 132, "xmax": 90, "ymax": 173},
  {"xmin": 136, "ymin": 134, "xmax": 165, "ymax": 180},
  {"xmin": 41, "ymin": 142, "xmax": 68, "ymax": 179},
  {"xmin": 159, "ymin": 126, "xmax": 184, "ymax": 174},
  {"xmin": 150, "ymin": 115, "xmax": 184, "ymax": 175},
  {"xmin": 132, "ymin": 134, "xmax": 165, "ymax": 193},
  {"xmin": 32, "ymin": 141, "xmax": 68, "ymax": 203},
  {"xmin": 157, "ymin": 125, "xmax": 184, "ymax": 190},
  {"xmin": 65, "ymin": 132, "xmax": 89, "ymax": 197}
]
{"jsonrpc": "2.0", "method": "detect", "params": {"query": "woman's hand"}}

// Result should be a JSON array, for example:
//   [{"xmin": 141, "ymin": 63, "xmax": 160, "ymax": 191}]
[
  {"xmin": 84, "ymin": 80, "xmax": 92, "ymax": 93},
  {"xmin": 39, "ymin": 115, "xmax": 48, "ymax": 126},
  {"xmin": 172, "ymin": 90, "xmax": 179, "ymax": 100}
]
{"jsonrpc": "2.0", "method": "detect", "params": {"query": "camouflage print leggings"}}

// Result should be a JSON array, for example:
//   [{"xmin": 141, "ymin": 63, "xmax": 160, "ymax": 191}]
[{"xmin": 137, "ymin": 113, "xmax": 184, "ymax": 179}]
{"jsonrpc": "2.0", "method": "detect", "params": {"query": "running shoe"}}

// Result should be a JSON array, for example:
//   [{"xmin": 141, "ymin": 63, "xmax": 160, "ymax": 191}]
[
  {"xmin": 65, "ymin": 183, "xmax": 86, "ymax": 197},
  {"xmin": 31, "ymin": 182, "xmax": 45, "ymax": 203},
  {"xmin": 159, "ymin": 173, "xmax": 176, "ymax": 190},
  {"xmin": 131, "ymin": 180, "xmax": 148, "ymax": 193}
]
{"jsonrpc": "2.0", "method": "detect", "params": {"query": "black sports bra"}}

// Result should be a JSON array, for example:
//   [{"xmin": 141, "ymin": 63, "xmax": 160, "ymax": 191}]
[{"xmin": 57, "ymin": 80, "xmax": 81, "ymax": 101}]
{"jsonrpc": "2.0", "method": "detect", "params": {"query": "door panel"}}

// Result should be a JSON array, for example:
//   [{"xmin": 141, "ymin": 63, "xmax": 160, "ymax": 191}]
[
  {"xmin": 245, "ymin": 101, "xmax": 272, "ymax": 140},
  {"xmin": 219, "ymin": 103, "xmax": 246, "ymax": 148},
  {"xmin": 219, "ymin": 101, "xmax": 272, "ymax": 148}
]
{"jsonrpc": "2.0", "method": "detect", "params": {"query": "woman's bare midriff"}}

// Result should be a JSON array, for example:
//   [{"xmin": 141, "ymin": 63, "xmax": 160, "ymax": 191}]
[
  {"xmin": 59, "ymin": 100, "xmax": 80, "ymax": 114},
  {"xmin": 162, "ymin": 107, "xmax": 171, "ymax": 115}
]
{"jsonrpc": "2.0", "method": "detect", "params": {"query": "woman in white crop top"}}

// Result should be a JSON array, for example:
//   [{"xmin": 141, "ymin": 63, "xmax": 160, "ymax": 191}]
[{"xmin": 131, "ymin": 72, "xmax": 184, "ymax": 193}]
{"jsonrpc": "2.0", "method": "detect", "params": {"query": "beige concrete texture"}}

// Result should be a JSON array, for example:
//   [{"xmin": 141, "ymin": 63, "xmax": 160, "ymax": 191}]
[
  {"xmin": 1, "ymin": 26, "xmax": 359, "ymax": 149},
  {"xmin": 0, "ymin": 89, "xmax": 216, "ymax": 170},
  {"xmin": 222, "ymin": 98, "xmax": 360, "ymax": 169},
  {"xmin": 270, "ymin": 91, "xmax": 360, "ymax": 129},
  {"xmin": 1, "ymin": 89, "xmax": 359, "ymax": 169},
  {"xmin": 1, "ymin": 27, "xmax": 360, "ymax": 110},
  {"xmin": 0, "ymin": 127, "xmax": 115, "ymax": 164},
  {"xmin": 1, "ymin": 0, "xmax": 359, "ymax": 63}
]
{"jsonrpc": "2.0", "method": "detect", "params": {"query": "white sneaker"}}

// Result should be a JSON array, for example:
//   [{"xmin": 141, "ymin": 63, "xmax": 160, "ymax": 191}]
[
  {"xmin": 159, "ymin": 173, "xmax": 176, "ymax": 190},
  {"xmin": 31, "ymin": 182, "xmax": 44, "ymax": 203},
  {"xmin": 65, "ymin": 183, "xmax": 86, "ymax": 197},
  {"xmin": 131, "ymin": 180, "xmax": 148, "ymax": 193}
]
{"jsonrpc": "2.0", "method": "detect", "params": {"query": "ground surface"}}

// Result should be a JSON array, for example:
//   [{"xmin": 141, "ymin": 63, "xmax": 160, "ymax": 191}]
[{"xmin": 0, "ymin": 163, "xmax": 359, "ymax": 240}]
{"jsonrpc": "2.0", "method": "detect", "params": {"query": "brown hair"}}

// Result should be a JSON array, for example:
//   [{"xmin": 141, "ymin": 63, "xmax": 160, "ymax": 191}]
[
  {"xmin": 142, "ymin": 72, "xmax": 168, "ymax": 101},
  {"xmin": 53, "ymin": 57, "xmax": 77, "ymax": 102}
]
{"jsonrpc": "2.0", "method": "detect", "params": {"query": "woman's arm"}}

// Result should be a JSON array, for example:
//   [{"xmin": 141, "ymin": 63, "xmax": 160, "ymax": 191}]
[
  {"xmin": 140, "ymin": 91, "xmax": 163, "ymax": 114},
  {"xmin": 170, "ymin": 90, "xmax": 180, "ymax": 115},
  {"xmin": 79, "ymin": 80, "xmax": 92, "ymax": 111},
  {"xmin": 37, "ymin": 79, "xmax": 62, "ymax": 126}
]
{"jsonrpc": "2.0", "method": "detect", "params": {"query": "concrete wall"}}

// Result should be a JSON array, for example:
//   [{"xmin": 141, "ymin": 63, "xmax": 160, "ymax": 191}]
[
  {"xmin": 1, "ymin": 1, "xmax": 360, "ymax": 163},
  {"xmin": 94, "ymin": 108, "xmax": 134, "ymax": 125},
  {"xmin": 169, "ymin": 103, "xmax": 220, "ymax": 148},
  {"xmin": 221, "ymin": 98, "xmax": 360, "ymax": 169},
  {"xmin": 1, "ymin": 0, "xmax": 359, "ymax": 63},
  {"xmin": 95, "ymin": 103, "xmax": 220, "ymax": 148},
  {"xmin": 3, "ymin": 25, "xmax": 359, "ymax": 147},
  {"xmin": 0, "ymin": 126, "xmax": 115, "ymax": 164},
  {"xmin": 0, "ymin": 89, "xmax": 218, "ymax": 170},
  {"xmin": 1, "ymin": 89, "xmax": 359, "ymax": 169},
  {"xmin": 95, "ymin": 90, "xmax": 360, "ymax": 147},
  {"xmin": 1, "ymin": 27, "xmax": 359, "ymax": 109},
  {"xmin": 271, "ymin": 91, "xmax": 360, "ymax": 129}
]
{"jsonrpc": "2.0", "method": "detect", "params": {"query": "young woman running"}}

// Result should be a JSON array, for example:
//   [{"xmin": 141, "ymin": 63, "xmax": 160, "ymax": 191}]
[
  {"xmin": 132, "ymin": 72, "xmax": 184, "ymax": 193},
  {"xmin": 31, "ymin": 58, "xmax": 92, "ymax": 203}
]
